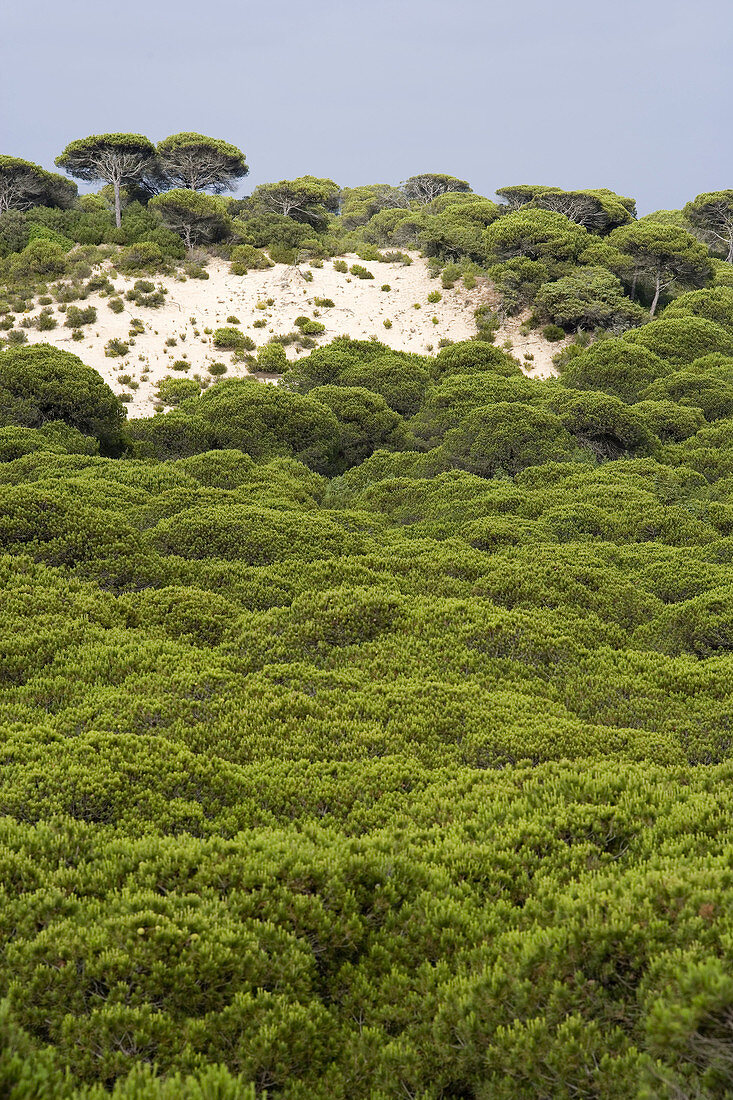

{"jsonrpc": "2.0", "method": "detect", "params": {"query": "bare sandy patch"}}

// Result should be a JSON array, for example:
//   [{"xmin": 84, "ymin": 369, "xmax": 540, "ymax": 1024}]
[{"xmin": 22, "ymin": 252, "xmax": 561, "ymax": 416}]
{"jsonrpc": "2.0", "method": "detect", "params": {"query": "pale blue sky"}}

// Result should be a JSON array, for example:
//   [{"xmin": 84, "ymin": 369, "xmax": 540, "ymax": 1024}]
[{"xmin": 2, "ymin": 0, "xmax": 730, "ymax": 213}]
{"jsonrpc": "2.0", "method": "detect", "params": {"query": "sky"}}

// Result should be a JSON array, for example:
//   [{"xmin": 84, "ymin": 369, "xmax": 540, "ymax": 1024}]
[{"xmin": 1, "ymin": 0, "xmax": 730, "ymax": 214}]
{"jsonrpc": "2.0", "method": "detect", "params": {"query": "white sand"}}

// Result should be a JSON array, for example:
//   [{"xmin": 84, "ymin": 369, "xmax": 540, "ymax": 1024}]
[{"xmin": 22, "ymin": 252, "xmax": 561, "ymax": 416}]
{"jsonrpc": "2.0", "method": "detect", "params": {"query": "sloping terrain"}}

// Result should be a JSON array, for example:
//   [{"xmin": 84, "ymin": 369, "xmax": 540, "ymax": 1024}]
[{"xmin": 21, "ymin": 253, "xmax": 563, "ymax": 415}]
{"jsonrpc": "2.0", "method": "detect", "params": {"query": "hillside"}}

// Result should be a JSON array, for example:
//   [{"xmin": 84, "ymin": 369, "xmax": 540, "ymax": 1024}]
[
  {"xmin": 19, "ymin": 253, "xmax": 563, "ymax": 416},
  {"xmin": 2, "ymin": 153, "xmax": 733, "ymax": 1098}
]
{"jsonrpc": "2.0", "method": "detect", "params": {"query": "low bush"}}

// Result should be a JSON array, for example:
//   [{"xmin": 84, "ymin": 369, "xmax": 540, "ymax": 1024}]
[
  {"xmin": 105, "ymin": 338, "xmax": 130, "ymax": 357},
  {"xmin": 64, "ymin": 305, "xmax": 97, "ymax": 328}
]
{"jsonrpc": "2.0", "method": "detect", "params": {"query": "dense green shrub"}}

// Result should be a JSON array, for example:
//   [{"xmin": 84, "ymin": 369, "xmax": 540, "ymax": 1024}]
[
  {"xmin": 561, "ymin": 338, "xmax": 671, "ymax": 403},
  {"xmin": 0, "ymin": 343, "xmax": 125, "ymax": 451},
  {"xmin": 256, "ymin": 342, "xmax": 288, "ymax": 372},
  {"xmin": 229, "ymin": 244, "xmax": 273, "ymax": 274},
  {"xmin": 623, "ymin": 316, "xmax": 733, "ymax": 364},
  {"xmin": 309, "ymin": 384, "xmax": 405, "ymax": 470},
  {"xmin": 213, "ymin": 326, "xmax": 246, "ymax": 350},
  {"xmin": 64, "ymin": 304, "xmax": 97, "ymax": 328},
  {"xmin": 444, "ymin": 401, "xmax": 579, "ymax": 475},
  {"xmin": 534, "ymin": 267, "xmax": 646, "ymax": 331},
  {"xmin": 156, "ymin": 377, "xmax": 200, "ymax": 406}
]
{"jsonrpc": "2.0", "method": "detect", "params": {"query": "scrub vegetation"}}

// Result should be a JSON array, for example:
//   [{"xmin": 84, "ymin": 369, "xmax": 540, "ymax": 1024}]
[{"xmin": 1, "ymin": 136, "xmax": 733, "ymax": 1098}]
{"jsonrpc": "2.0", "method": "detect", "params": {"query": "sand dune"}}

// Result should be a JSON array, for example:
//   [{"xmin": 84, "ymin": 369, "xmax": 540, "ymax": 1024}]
[{"xmin": 22, "ymin": 252, "xmax": 563, "ymax": 416}]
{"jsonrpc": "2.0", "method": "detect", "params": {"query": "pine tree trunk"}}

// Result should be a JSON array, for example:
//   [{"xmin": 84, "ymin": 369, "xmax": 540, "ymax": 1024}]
[
  {"xmin": 649, "ymin": 267, "xmax": 662, "ymax": 317},
  {"xmin": 113, "ymin": 178, "xmax": 122, "ymax": 229}
]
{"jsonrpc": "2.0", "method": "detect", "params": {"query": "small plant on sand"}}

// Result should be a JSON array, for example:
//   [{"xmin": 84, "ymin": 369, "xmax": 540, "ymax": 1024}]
[
  {"xmin": 105, "ymin": 338, "xmax": 129, "ymax": 357},
  {"xmin": 208, "ymin": 361, "xmax": 227, "ymax": 375},
  {"xmin": 108, "ymin": 297, "xmax": 124, "ymax": 314},
  {"xmin": 35, "ymin": 308, "xmax": 57, "ymax": 331},
  {"xmin": 383, "ymin": 319, "xmax": 392, "ymax": 329},
  {"xmin": 441, "ymin": 263, "xmax": 461, "ymax": 289},
  {"xmin": 65, "ymin": 305, "xmax": 96, "ymax": 328},
  {"xmin": 314, "ymin": 297, "xmax": 334, "ymax": 308},
  {"xmin": 226, "ymin": 316, "xmax": 241, "ymax": 325},
  {"xmin": 333, "ymin": 259, "xmax": 348, "ymax": 273},
  {"xmin": 294, "ymin": 316, "xmax": 325, "ymax": 336},
  {"xmin": 230, "ymin": 245, "xmax": 272, "ymax": 275},
  {"xmin": 350, "ymin": 264, "xmax": 374, "ymax": 280},
  {"xmin": 184, "ymin": 262, "xmax": 209, "ymax": 279},
  {"xmin": 172, "ymin": 359, "xmax": 190, "ymax": 371},
  {"xmin": 253, "ymin": 319, "xmax": 267, "ymax": 329},
  {"xmin": 381, "ymin": 284, "xmax": 391, "ymax": 292},
  {"xmin": 213, "ymin": 327, "xmax": 243, "ymax": 349},
  {"xmin": 427, "ymin": 290, "xmax": 442, "ymax": 303}
]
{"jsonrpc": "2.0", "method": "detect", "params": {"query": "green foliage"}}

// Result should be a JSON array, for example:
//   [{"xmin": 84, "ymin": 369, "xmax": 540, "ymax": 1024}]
[
  {"xmin": 309, "ymin": 384, "xmax": 405, "ymax": 470},
  {"xmin": 229, "ymin": 244, "xmax": 273, "ymax": 274},
  {"xmin": 0, "ymin": 155, "xmax": 77, "ymax": 214},
  {"xmin": 402, "ymin": 173, "xmax": 472, "ymax": 203},
  {"xmin": 55, "ymin": 133, "xmax": 158, "ymax": 227},
  {"xmin": 609, "ymin": 221, "xmax": 712, "ymax": 315},
  {"xmin": 156, "ymin": 377, "xmax": 200, "ymax": 406},
  {"xmin": 125, "ymin": 279, "xmax": 166, "ymax": 308},
  {"xmin": 105, "ymin": 338, "xmax": 130, "ymax": 358},
  {"xmin": 149, "ymin": 190, "xmax": 231, "ymax": 251},
  {"xmin": 444, "ymin": 401, "xmax": 579, "ymax": 475},
  {"xmin": 0, "ymin": 343, "xmax": 125, "ymax": 451},
  {"xmin": 213, "ymin": 327, "xmax": 247, "ymax": 350},
  {"xmin": 256, "ymin": 342, "xmax": 288, "ymax": 373},
  {"xmin": 349, "ymin": 263, "xmax": 374, "ymax": 280},
  {"xmin": 623, "ymin": 316, "xmax": 733, "ymax": 364},
  {"xmin": 116, "ymin": 242, "xmax": 166, "ymax": 273},
  {"xmin": 483, "ymin": 208, "xmax": 590, "ymax": 265},
  {"xmin": 294, "ymin": 317, "xmax": 325, "ymax": 335},
  {"xmin": 252, "ymin": 176, "xmax": 340, "ymax": 229},
  {"xmin": 683, "ymin": 189, "xmax": 733, "ymax": 261},
  {"xmin": 65, "ymin": 305, "xmax": 97, "ymax": 328},
  {"xmin": 561, "ymin": 338, "xmax": 671, "ymax": 402},
  {"xmin": 534, "ymin": 267, "xmax": 646, "ymax": 331},
  {"xmin": 156, "ymin": 132, "xmax": 248, "ymax": 193},
  {"xmin": 6, "ymin": 172, "xmax": 733, "ymax": 1100}
]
